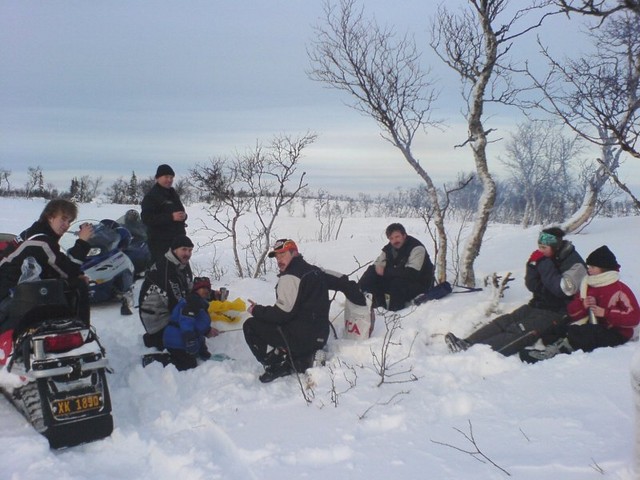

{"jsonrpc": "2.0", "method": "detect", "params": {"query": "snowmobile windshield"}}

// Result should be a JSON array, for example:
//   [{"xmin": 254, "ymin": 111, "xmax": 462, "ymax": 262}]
[
  {"xmin": 61, "ymin": 220, "xmax": 121, "ymax": 258},
  {"xmin": 87, "ymin": 223, "xmax": 120, "ymax": 254}
]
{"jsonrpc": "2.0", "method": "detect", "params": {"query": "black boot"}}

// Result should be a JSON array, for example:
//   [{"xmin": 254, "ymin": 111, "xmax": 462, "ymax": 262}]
[{"xmin": 259, "ymin": 360, "xmax": 293, "ymax": 383}]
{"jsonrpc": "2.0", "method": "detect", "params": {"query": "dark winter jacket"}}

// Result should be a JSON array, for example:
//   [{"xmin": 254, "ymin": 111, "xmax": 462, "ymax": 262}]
[
  {"xmin": 0, "ymin": 220, "xmax": 91, "ymax": 300},
  {"xmin": 138, "ymin": 249, "xmax": 193, "ymax": 335},
  {"xmin": 140, "ymin": 183, "xmax": 187, "ymax": 258},
  {"xmin": 525, "ymin": 240, "xmax": 586, "ymax": 312},
  {"xmin": 376, "ymin": 235, "xmax": 434, "ymax": 289},
  {"xmin": 251, "ymin": 255, "xmax": 330, "ymax": 346},
  {"xmin": 163, "ymin": 294, "xmax": 211, "ymax": 354}
]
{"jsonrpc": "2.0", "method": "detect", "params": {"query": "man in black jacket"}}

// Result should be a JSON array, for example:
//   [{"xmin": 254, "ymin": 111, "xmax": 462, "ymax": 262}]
[
  {"xmin": 358, "ymin": 223, "xmax": 434, "ymax": 311},
  {"xmin": 141, "ymin": 164, "xmax": 188, "ymax": 263},
  {"xmin": 243, "ymin": 239, "xmax": 330, "ymax": 383},
  {"xmin": 138, "ymin": 235, "xmax": 194, "ymax": 351}
]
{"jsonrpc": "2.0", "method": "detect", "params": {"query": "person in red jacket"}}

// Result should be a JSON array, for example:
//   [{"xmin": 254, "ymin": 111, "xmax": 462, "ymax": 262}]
[{"xmin": 520, "ymin": 245, "xmax": 640, "ymax": 363}]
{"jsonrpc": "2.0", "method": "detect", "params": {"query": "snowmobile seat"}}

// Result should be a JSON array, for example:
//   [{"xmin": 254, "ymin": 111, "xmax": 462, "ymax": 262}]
[{"xmin": 8, "ymin": 280, "xmax": 73, "ymax": 335}]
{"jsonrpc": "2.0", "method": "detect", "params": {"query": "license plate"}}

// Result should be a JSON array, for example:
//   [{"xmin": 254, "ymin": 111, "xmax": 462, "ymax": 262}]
[{"xmin": 53, "ymin": 394, "xmax": 102, "ymax": 417}]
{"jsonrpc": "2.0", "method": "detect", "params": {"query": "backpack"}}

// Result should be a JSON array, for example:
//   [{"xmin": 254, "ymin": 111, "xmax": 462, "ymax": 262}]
[{"xmin": 413, "ymin": 281, "xmax": 453, "ymax": 305}]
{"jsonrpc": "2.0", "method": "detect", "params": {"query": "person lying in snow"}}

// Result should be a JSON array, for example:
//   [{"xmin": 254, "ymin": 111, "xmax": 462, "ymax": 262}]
[
  {"xmin": 445, "ymin": 227, "xmax": 587, "ymax": 357},
  {"xmin": 520, "ymin": 245, "xmax": 640, "ymax": 363}
]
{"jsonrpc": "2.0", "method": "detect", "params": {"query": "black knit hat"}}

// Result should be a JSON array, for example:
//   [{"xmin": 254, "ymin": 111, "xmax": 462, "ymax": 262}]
[
  {"xmin": 171, "ymin": 235, "xmax": 194, "ymax": 250},
  {"xmin": 155, "ymin": 164, "xmax": 175, "ymax": 178},
  {"xmin": 586, "ymin": 245, "xmax": 620, "ymax": 271}
]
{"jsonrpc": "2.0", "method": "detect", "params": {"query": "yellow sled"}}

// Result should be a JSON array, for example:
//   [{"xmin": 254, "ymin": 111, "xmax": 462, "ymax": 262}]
[{"xmin": 208, "ymin": 298, "xmax": 246, "ymax": 323}]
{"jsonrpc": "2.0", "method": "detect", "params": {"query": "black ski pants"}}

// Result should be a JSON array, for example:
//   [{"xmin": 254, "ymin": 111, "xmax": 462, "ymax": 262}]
[
  {"xmin": 243, "ymin": 317, "xmax": 324, "ymax": 366},
  {"xmin": 566, "ymin": 324, "xmax": 627, "ymax": 352},
  {"xmin": 465, "ymin": 304, "xmax": 566, "ymax": 356},
  {"xmin": 358, "ymin": 265, "xmax": 424, "ymax": 311}
]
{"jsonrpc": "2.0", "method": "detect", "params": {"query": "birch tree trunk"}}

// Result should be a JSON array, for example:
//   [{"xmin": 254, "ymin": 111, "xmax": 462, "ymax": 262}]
[
  {"xmin": 563, "ymin": 132, "xmax": 620, "ymax": 233},
  {"xmin": 458, "ymin": 5, "xmax": 499, "ymax": 288},
  {"xmin": 432, "ymin": 1, "xmax": 550, "ymax": 287}
]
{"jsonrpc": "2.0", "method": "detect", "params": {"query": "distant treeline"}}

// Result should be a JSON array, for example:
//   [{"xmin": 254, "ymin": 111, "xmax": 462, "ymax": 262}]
[{"xmin": 0, "ymin": 165, "xmax": 637, "ymax": 225}]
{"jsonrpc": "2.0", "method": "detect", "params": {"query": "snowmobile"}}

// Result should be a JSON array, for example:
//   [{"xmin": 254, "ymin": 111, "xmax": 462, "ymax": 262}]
[
  {"xmin": 0, "ymin": 278, "xmax": 113, "ymax": 448},
  {"xmin": 62, "ymin": 220, "xmax": 136, "ymax": 314},
  {"xmin": 115, "ymin": 210, "xmax": 151, "ymax": 277},
  {"xmin": 0, "ymin": 232, "xmax": 18, "ymax": 253}
]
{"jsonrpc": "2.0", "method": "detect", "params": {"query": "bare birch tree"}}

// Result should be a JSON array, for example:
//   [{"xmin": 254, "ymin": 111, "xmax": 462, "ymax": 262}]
[
  {"xmin": 0, "ymin": 168, "xmax": 11, "ymax": 194},
  {"xmin": 556, "ymin": 0, "xmax": 640, "ymax": 21},
  {"xmin": 190, "ymin": 157, "xmax": 252, "ymax": 277},
  {"xmin": 307, "ymin": 0, "xmax": 448, "ymax": 283},
  {"xmin": 190, "ymin": 133, "xmax": 312, "ymax": 278},
  {"xmin": 25, "ymin": 166, "xmax": 44, "ymax": 199},
  {"xmin": 526, "ymin": 9, "xmax": 640, "ymax": 216},
  {"xmin": 431, "ymin": 0, "xmax": 554, "ymax": 286},
  {"xmin": 561, "ymin": 129, "xmax": 622, "ymax": 232},
  {"xmin": 243, "ymin": 133, "xmax": 313, "ymax": 278},
  {"xmin": 501, "ymin": 120, "xmax": 583, "ymax": 227}
]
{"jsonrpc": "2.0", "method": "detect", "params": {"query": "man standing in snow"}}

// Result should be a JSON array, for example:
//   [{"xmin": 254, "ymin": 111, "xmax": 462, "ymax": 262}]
[
  {"xmin": 243, "ymin": 239, "xmax": 330, "ymax": 383},
  {"xmin": 141, "ymin": 164, "xmax": 188, "ymax": 264},
  {"xmin": 138, "ymin": 234, "xmax": 194, "ymax": 352},
  {"xmin": 358, "ymin": 223, "xmax": 434, "ymax": 310}
]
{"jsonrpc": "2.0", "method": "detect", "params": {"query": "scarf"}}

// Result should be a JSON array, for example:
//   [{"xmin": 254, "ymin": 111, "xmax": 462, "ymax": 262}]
[{"xmin": 579, "ymin": 270, "xmax": 619, "ymax": 299}]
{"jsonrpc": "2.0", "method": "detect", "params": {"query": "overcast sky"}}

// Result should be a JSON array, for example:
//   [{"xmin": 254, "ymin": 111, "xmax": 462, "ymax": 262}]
[{"xmin": 1, "ymin": 1, "xmax": 638, "ymax": 196}]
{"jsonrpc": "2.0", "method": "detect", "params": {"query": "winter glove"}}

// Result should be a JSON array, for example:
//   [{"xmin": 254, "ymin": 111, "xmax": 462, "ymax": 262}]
[{"xmin": 528, "ymin": 249, "xmax": 545, "ymax": 266}]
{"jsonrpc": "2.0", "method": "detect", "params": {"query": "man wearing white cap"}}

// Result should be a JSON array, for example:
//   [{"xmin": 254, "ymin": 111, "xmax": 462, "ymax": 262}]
[{"xmin": 243, "ymin": 239, "xmax": 330, "ymax": 383}]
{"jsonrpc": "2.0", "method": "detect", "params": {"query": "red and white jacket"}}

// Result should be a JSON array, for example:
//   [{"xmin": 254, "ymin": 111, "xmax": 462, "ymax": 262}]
[{"xmin": 567, "ymin": 272, "xmax": 640, "ymax": 340}]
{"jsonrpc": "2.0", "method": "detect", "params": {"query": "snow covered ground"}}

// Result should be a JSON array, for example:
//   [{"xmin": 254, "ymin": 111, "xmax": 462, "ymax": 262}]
[{"xmin": 1, "ymin": 197, "xmax": 639, "ymax": 479}]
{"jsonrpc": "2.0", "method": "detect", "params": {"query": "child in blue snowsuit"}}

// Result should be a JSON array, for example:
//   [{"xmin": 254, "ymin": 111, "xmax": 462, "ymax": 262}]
[{"xmin": 163, "ymin": 277, "xmax": 219, "ymax": 370}]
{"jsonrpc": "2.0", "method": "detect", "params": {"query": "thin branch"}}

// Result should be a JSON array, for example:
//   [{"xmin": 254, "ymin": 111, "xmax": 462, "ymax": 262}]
[{"xmin": 431, "ymin": 420, "xmax": 511, "ymax": 476}]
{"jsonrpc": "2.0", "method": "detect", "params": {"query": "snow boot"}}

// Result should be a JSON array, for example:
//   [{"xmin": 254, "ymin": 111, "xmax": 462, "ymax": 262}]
[
  {"xmin": 519, "ymin": 337, "xmax": 573, "ymax": 364},
  {"xmin": 445, "ymin": 332, "xmax": 471, "ymax": 353},
  {"xmin": 312, "ymin": 349, "xmax": 326, "ymax": 368},
  {"xmin": 120, "ymin": 297, "xmax": 133, "ymax": 316},
  {"xmin": 259, "ymin": 360, "xmax": 293, "ymax": 383},
  {"xmin": 142, "ymin": 352, "xmax": 172, "ymax": 368}
]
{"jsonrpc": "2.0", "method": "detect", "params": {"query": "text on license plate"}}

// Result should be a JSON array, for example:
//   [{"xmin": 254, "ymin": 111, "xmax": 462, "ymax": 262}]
[{"xmin": 53, "ymin": 394, "xmax": 102, "ymax": 416}]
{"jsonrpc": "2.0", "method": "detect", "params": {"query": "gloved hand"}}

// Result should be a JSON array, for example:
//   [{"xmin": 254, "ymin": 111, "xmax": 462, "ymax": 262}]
[{"xmin": 528, "ymin": 249, "xmax": 545, "ymax": 265}]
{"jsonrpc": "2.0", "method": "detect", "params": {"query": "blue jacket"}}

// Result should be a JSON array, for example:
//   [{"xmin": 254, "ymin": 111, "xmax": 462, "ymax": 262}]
[{"xmin": 163, "ymin": 295, "xmax": 211, "ymax": 354}]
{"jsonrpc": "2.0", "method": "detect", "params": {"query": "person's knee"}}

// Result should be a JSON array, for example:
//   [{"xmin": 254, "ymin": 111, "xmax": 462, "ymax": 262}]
[
  {"xmin": 358, "ymin": 266, "xmax": 378, "ymax": 289},
  {"xmin": 243, "ymin": 317, "xmax": 258, "ymax": 338}
]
